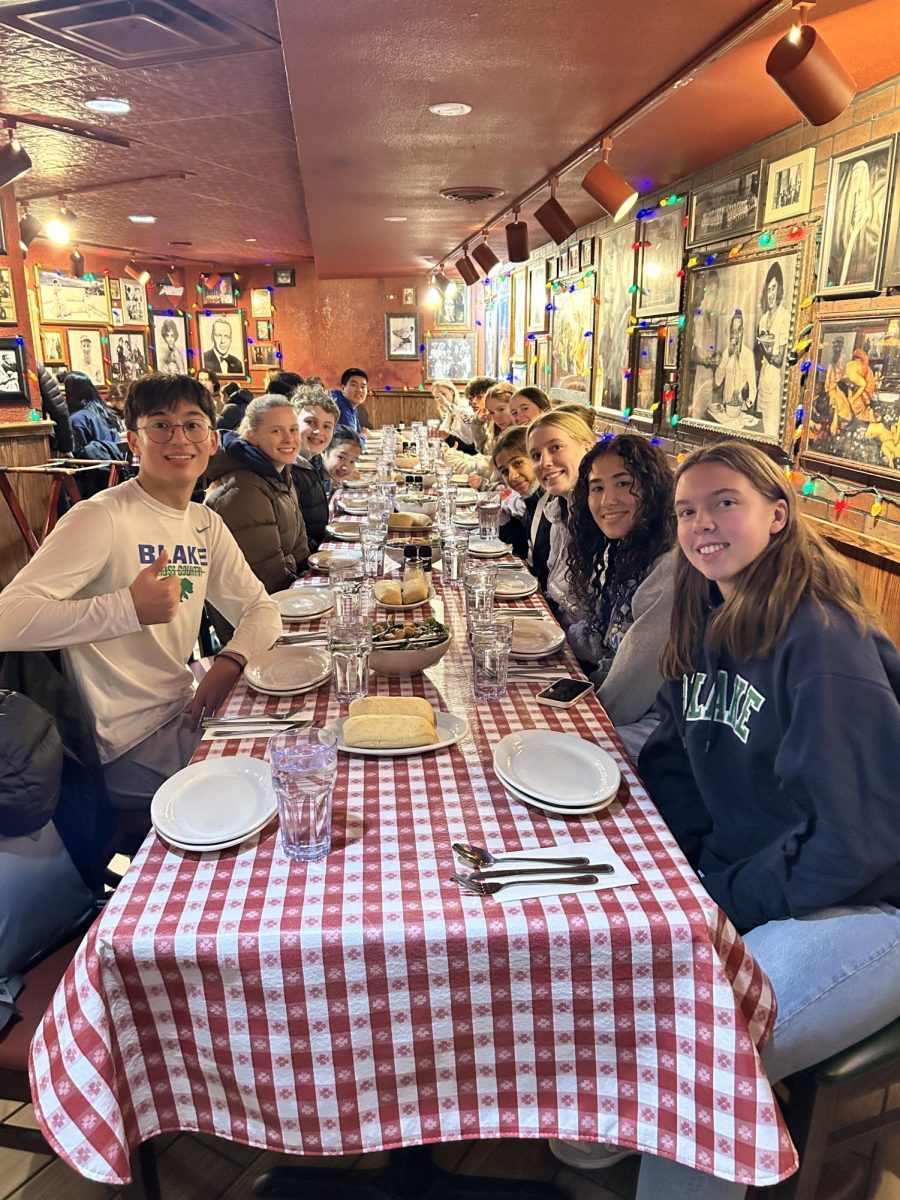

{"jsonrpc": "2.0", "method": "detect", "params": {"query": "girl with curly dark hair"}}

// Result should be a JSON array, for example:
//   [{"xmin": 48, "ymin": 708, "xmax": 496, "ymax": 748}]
[{"xmin": 564, "ymin": 434, "xmax": 677, "ymax": 757}]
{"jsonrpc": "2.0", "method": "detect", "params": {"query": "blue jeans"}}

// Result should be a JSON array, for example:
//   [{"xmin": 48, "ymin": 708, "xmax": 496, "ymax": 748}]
[{"xmin": 635, "ymin": 903, "xmax": 900, "ymax": 1199}]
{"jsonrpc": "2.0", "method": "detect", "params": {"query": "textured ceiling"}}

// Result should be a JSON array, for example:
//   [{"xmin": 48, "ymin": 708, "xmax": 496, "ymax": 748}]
[{"xmin": 0, "ymin": 0, "xmax": 897, "ymax": 276}]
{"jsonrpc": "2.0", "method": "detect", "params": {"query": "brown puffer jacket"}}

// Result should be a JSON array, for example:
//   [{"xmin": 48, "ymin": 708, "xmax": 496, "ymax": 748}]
[{"xmin": 205, "ymin": 433, "xmax": 309, "ymax": 592}]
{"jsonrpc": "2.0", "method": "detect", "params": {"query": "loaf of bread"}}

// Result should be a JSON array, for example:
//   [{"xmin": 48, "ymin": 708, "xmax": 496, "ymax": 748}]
[
  {"xmin": 373, "ymin": 580, "xmax": 403, "ymax": 605},
  {"xmin": 342, "ymin": 715, "xmax": 437, "ymax": 749},
  {"xmin": 401, "ymin": 576, "xmax": 430, "ymax": 604},
  {"xmin": 348, "ymin": 697, "xmax": 436, "ymax": 725},
  {"xmin": 395, "ymin": 455, "xmax": 419, "ymax": 470}
]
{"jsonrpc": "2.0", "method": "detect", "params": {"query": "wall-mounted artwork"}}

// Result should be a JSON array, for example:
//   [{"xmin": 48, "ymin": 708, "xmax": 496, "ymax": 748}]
[
  {"xmin": 510, "ymin": 268, "xmax": 527, "ymax": 359},
  {"xmin": 40, "ymin": 329, "xmax": 66, "ymax": 365},
  {"xmin": 199, "ymin": 272, "xmax": 236, "ymax": 307},
  {"xmin": 662, "ymin": 323, "xmax": 680, "ymax": 372},
  {"xmin": 764, "ymin": 147, "xmax": 816, "ymax": 223},
  {"xmin": 687, "ymin": 164, "xmax": 763, "ymax": 249},
  {"xmin": 384, "ymin": 313, "xmax": 419, "ymax": 359},
  {"xmin": 108, "ymin": 331, "xmax": 149, "ymax": 382},
  {"xmin": 434, "ymin": 286, "xmax": 469, "ymax": 329},
  {"xmin": 527, "ymin": 260, "xmax": 549, "ymax": 333},
  {"xmin": 273, "ymin": 267, "xmax": 295, "ymax": 287},
  {"xmin": 65, "ymin": 328, "xmax": 106, "ymax": 386},
  {"xmin": 818, "ymin": 137, "xmax": 895, "ymax": 297},
  {"xmin": 36, "ymin": 268, "xmax": 110, "ymax": 325},
  {"xmin": 630, "ymin": 326, "xmax": 662, "ymax": 423},
  {"xmin": 402, "ymin": 287, "xmax": 416, "ymax": 305},
  {"xmin": 196, "ymin": 310, "xmax": 248, "ymax": 377},
  {"xmin": 877, "ymin": 148, "xmax": 900, "ymax": 289},
  {"xmin": 527, "ymin": 334, "xmax": 551, "ymax": 389},
  {"xmin": 483, "ymin": 292, "xmax": 498, "ymax": 378},
  {"xmin": 121, "ymin": 278, "xmax": 149, "ymax": 325},
  {"xmin": 803, "ymin": 314, "xmax": 900, "ymax": 483},
  {"xmin": 567, "ymin": 245, "xmax": 580, "ymax": 275},
  {"xmin": 494, "ymin": 272, "xmax": 511, "ymax": 378},
  {"xmin": 594, "ymin": 221, "xmax": 636, "ymax": 413},
  {"xmin": 251, "ymin": 342, "xmax": 282, "ymax": 368},
  {"xmin": 509, "ymin": 359, "xmax": 527, "ymax": 388},
  {"xmin": 0, "ymin": 338, "xmax": 27, "ymax": 395},
  {"xmin": 579, "ymin": 237, "xmax": 594, "ymax": 269},
  {"xmin": 550, "ymin": 270, "xmax": 596, "ymax": 405},
  {"xmin": 681, "ymin": 246, "xmax": 802, "ymax": 442},
  {"xmin": 0, "ymin": 267, "xmax": 16, "ymax": 324},
  {"xmin": 255, "ymin": 319, "xmax": 272, "ymax": 340},
  {"xmin": 425, "ymin": 333, "xmax": 476, "ymax": 381},
  {"xmin": 250, "ymin": 287, "xmax": 272, "ymax": 318},
  {"xmin": 636, "ymin": 201, "xmax": 685, "ymax": 317},
  {"xmin": 151, "ymin": 311, "xmax": 190, "ymax": 375}
]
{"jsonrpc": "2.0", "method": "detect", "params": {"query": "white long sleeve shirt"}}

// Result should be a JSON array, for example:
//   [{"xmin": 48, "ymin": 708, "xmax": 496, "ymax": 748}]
[{"xmin": 0, "ymin": 479, "xmax": 281, "ymax": 763}]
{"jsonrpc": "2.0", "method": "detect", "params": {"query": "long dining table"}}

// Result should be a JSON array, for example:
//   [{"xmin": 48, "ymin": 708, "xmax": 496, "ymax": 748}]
[{"xmin": 28, "ymin": 548, "xmax": 798, "ymax": 1190}]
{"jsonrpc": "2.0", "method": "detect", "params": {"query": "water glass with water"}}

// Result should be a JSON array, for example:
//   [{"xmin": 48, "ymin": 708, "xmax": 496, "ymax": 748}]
[
  {"xmin": 475, "ymin": 493, "xmax": 503, "ymax": 541},
  {"xmin": 267, "ymin": 726, "xmax": 338, "ymax": 862},
  {"xmin": 328, "ymin": 618, "xmax": 372, "ymax": 704},
  {"xmin": 470, "ymin": 622, "xmax": 514, "ymax": 702},
  {"xmin": 464, "ymin": 576, "xmax": 496, "ymax": 633},
  {"xmin": 360, "ymin": 522, "xmax": 386, "ymax": 578},
  {"xmin": 441, "ymin": 529, "xmax": 468, "ymax": 585},
  {"xmin": 328, "ymin": 560, "xmax": 365, "ymax": 621}
]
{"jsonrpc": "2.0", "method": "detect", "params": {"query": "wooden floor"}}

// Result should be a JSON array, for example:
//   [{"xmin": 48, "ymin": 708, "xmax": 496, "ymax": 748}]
[{"xmin": 2, "ymin": 1095, "xmax": 899, "ymax": 1200}]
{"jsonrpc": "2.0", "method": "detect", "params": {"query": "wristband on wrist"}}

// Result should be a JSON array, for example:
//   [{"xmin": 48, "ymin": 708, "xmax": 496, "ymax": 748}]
[{"xmin": 217, "ymin": 650, "xmax": 246, "ymax": 673}]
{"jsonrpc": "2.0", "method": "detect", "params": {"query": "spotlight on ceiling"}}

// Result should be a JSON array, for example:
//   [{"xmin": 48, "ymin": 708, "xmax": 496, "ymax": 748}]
[
  {"xmin": 434, "ymin": 270, "xmax": 453, "ymax": 295},
  {"xmin": 471, "ymin": 236, "xmax": 500, "ymax": 277},
  {"xmin": 425, "ymin": 275, "xmax": 442, "ymax": 307},
  {"xmin": 533, "ymin": 179, "xmax": 577, "ymax": 245},
  {"xmin": 0, "ymin": 125, "xmax": 33, "ymax": 189},
  {"xmin": 18, "ymin": 211, "xmax": 41, "ymax": 252},
  {"xmin": 505, "ymin": 210, "xmax": 529, "ymax": 262},
  {"xmin": 581, "ymin": 138, "xmax": 638, "ymax": 221},
  {"xmin": 70, "ymin": 249, "xmax": 85, "ymax": 278},
  {"xmin": 766, "ymin": 0, "xmax": 855, "ymax": 126},
  {"xmin": 45, "ymin": 203, "xmax": 77, "ymax": 246},
  {"xmin": 125, "ymin": 261, "xmax": 151, "ymax": 286},
  {"xmin": 455, "ymin": 246, "xmax": 481, "ymax": 287}
]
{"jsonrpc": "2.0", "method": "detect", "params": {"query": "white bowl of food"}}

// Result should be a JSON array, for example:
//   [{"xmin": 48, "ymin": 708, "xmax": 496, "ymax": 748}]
[
  {"xmin": 395, "ymin": 492, "xmax": 438, "ymax": 517},
  {"xmin": 369, "ymin": 617, "xmax": 452, "ymax": 676}
]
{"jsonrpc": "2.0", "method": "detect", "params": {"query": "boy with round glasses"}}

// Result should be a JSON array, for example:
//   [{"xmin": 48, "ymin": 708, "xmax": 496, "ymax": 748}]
[{"xmin": 0, "ymin": 373, "xmax": 281, "ymax": 817}]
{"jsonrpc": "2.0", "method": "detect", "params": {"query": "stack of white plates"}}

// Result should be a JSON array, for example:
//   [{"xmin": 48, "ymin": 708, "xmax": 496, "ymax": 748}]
[
  {"xmin": 151, "ymin": 757, "xmax": 278, "ymax": 851},
  {"xmin": 271, "ymin": 587, "xmax": 334, "ymax": 621},
  {"xmin": 492, "ymin": 730, "xmax": 621, "ymax": 817},
  {"xmin": 245, "ymin": 646, "xmax": 332, "ymax": 696},
  {"xmin": 510, "ymin": 617, "xmax": 566, "ymax": 659},
  {"xmin": 467, "ymin": 537, "xmax": 512, "ymax": 558},
  {"xmin": 495, "ymin": 570, "xmax": 539, "ymax": 600}
]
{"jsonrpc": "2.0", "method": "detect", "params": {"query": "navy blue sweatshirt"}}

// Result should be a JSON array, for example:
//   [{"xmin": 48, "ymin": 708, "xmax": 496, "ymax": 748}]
[{"xmin": 638, "ymin": 597, "xmax": 900, "ymax": 933}]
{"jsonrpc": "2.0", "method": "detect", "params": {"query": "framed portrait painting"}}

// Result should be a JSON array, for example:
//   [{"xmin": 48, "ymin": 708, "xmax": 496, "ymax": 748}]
[
  {"xmin": 880, "ymin": 151, "xmax": 900, "ymax": 289},
  {"xmin": 273, "ymin": 267, "xmax": 295, "ymax": 287},
  {"xmin": 120, "ymin": 278, "xmax": 149, "ymax": 325},
  {"xmin": 802, "ymin": 314, "xmax": 900, "ymax": 484},
  {"xmin": 527, "ymin": 334, "xmax": 550, "ymax": 388},
  {"xmin": 636, "ymin": 200, "xmax": 685, "ymax": 317},
  {"xmin": 594, "ymin": 220, "xmax": 636, "ymax": 413},
  {"xmin": 819, "ymin": 137, "xmax": 896, "ymax": 297},
  {"xmin": 251, "ymin": 342, "xmax": 282, "ymax": 368},
  {"xmin": 384, "ymin": 313, "xmax": 419, "ymax": 360},
  {"xmin": 579, "ymin": 237, "xmax": 594, "ymax": 269},
  {"xmin": 0, "ymin": 267, "xmax": 16, "ymax": 324},
  {"xmin": 108, "ymin": 331, "xmax": 149, "ymax": 382},
  {"xmin": 527, "ymin": 260, "xmax": 549, "ymax": 333},
  {"xmin": 196, "ymin": 310, "xmax": 248, "ymax": 378},
  {"xmin": 250, "ymin": 287, "xmax": 272, "ymax": 319},
  {"xmin": 0, "ymin": 338, "xmax": 27, "ymax": 395},
  {"xmin": 36, "ymin": 268, "xmax": 110, "ymax": 325},
  {"xmin": 151, "ymin": 311, "xmax": 190, "ymax": 375},
  {"xmin": 425, "ymin": 333, "xmax": 476, "ymax": 381},
  {"xmin": 510, "ymin": 268, "xmax": 527, "ymax": 359},
  {"xmin": 763, "ymin": 147, "xmax": 816, "ymax": 223},
  {"xmin": 687, "ymin": 164, "xmax": 763, "ymax": 249},
  {"xmin": 434, "ymin": 286, "xmax": 469, "ymax": 329},
  {"xmin": 402, "ymin": 287, "xmax": 416, "ymax": 305},
  {"xmin": 199, "ymin": 273, "xmax": 236, "ymax": 307},
  {"xmin": 550, "ymin": 269, "xmax": 596, "ymax": 405},
  {"xmin": 680, "ymin": 246, "xmax": 802, "ymax": 442},
  {"xmin": 65, "ymin": 329, "xmax": 106, "ymax": 387},
  {"xmin": 629, "ymin": 326, "xmax": 663, "ymax": 425},
  {"xmin": 567, "ymin": 245, "xmax": 580, "ymax": 275},
  {"xmin": 255, "ymin": 319, "xmax": 272, "ymax": 340},
  {"xmin": 40, "ymin": 329, "xmax": 66, "ymax": 365}
]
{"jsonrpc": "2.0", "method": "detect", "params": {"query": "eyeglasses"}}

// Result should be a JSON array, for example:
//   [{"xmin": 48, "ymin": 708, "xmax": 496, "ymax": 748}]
[{"xmin": 138, "ymin": 419, "xmax": 213, "ymax": 444}]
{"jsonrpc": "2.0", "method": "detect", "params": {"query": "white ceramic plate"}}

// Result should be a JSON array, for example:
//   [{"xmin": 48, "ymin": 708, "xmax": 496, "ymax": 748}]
[
  {"xmin": 501, "ymin": 781, "xmax": 618, "ymax": 818},
  {"xmin": 453, "ymin": 487, "xmax": 479, "ymax": 506},
  {"xmin": 374, "ymin": 583, "xmax": 436, "ymax": 611},
  {"xmin": 308, "ymin": 549, "xmax": 362, "ymax": 573},
  {"xmin": 326, "ymin": 521, "xmax": 361, "ymax": 541},
  {"xmin": 158, "ymin": 813, "xmax": 276, "ymax": 853},
  {"xmin": 453, "ymin": 511, "xmax": 479, "ymax": 528},
  {"xmin": 327, "ymin": 711, "xmax": 468, "ymax": 757},
  {"xmin": 271, "ymin": 587, "xmax": 334, "ymax": 620},
  {"xmin": 245, "ymin": 646, "xmax": 332, "ymax": 694},
  {"xmin": 152, "ymin": 756, "xmax": 277, "ymax": 847},
  {"xmin": 338, "ymin": 498, "xmax": 369, "ymax": 515},
  {"xmin": 493, "ymin": 730, "xmax": 621, "ymax": 807},
  {"xmin": 510, "ymin": 618, "xmax": 567, "ymax": 659},
  {"xmin": 495, "ymin": 571, "xmax": 539, "ymax": 600},
  {"xmin": 467, "ymin": 538, "xmax": 513, "ymax": 558}
]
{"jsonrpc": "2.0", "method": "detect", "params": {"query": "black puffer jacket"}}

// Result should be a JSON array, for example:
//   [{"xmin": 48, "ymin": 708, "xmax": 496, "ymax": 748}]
[
  {"xmin": 291, "ymin": 455, "xmax": 329, "ymax": 551},
  {"xmin": 38, "ymin": 363, "xmax": 73, "ymax": 454},
  {"xmin": 0, "ymin": 689, "xmax": 62, "ymax": 836}
]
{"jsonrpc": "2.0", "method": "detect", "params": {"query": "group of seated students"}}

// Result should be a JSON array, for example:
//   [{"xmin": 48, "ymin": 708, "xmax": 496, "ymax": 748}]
[{"xmin": 0, "ymin": 368, "xmax": 897, "ymax": 1198}]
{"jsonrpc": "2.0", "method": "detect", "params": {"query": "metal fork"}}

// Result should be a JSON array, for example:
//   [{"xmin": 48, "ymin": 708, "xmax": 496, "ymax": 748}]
[{"xmin": 451, "ymin": 872, "xmax": 600, "ymax": 896}]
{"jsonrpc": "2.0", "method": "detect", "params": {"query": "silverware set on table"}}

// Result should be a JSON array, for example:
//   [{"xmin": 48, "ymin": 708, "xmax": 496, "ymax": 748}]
[
  {"xmin": 450, "ymin": 842, "xmax": 612, "ymax": 896},
  {"xmin": 200, "ymin": 711, "xmax": 310, "ymax": 738}
]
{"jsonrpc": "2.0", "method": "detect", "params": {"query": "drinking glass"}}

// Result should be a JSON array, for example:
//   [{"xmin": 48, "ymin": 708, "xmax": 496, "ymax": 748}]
[
  {"xmin": 475, "ymin": 493, "xmax": 503, "ymax": 541},
  {"xmin": 463, "ymin": 558, "xmax": 498, "ymax": 589},
  {"xmin": 441, "ymin": 530, "xmax": 468, "ymax": 585},
  {"xmin": 464, "ymin": 576, "xmax": 496, "ymax": 633},
  {"xmin": 360, "ymin": 523, "xmax": 386, "ymax": 578},
  {"xmin": 267, "ymin": 726, "xmax": 338, "ymax": 862},
  {"xmin": 328, "ymin": 618, "xmax": 372, "ymax": 704},
  {"xmin": 470, "ymin": 622, "xmax": 514, "ymax": 702},
  {"xmin": 329, "ymin": 560, "xmax": 365, "ymax": 621}
]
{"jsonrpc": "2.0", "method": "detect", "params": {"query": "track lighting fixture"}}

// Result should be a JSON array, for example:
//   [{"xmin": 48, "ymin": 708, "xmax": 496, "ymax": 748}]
[
  {"xmin": 766, "ymin": 0, "xmax": 855, "ymax": 126},
  {"xmin": 434, "ymin": 270, "xmax": 454, "ymax": 296},
  {"xmin": 505, "ymin": 209, "xmax": 529, "ymax": 262},
  {"xmin": 0, "ymin": 124, "xmax": 32, "ymax": 189},
  {"xmin": 425, "ymin": 275, "xmax": 442, "ymax": 307},
  {"xmin": 45, "ymin": 200, "xmax": 77, "ymax": 246},
  {"xmin": 581, "ymin": 138, "xmax": 638, "ymax": 221},
  {"xmin": 471, "ymin": 235, "xmax": 500, "ymax": 277},
  {"xmin": 533, "ymin": 179, "xmax": 577, "ymax": 245},
  {"xmin": 18, "ymin": 210, "xmax": 41, "ymax": 252},
  {"xmin": 70, "ymin": 249, "xmax": 85, "ymax": 278},
  {"xmin": 455, "ymin": 246, "xmax": 480, "ymax": 287},
  {"xmin": 124, "ymin": 261, "xmax": 151, "ymax": 286}
]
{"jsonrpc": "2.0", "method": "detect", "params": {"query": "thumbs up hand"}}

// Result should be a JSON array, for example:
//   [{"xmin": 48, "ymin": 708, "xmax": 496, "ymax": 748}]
[{"xmin": 129, "ymin": 550, "xmax": 180, "ymax": 625}]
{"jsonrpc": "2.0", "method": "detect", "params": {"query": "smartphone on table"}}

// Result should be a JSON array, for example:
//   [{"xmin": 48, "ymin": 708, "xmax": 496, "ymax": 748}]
[{"xmin": 535, "ymin": 677, "xmax": 594, "ymax": 709}]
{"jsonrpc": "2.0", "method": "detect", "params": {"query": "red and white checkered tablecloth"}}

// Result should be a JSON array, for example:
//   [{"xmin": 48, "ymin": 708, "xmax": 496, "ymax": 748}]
[{"xmin": 29, "ymin": 566, "xmax": 797, "ymax": 1188}]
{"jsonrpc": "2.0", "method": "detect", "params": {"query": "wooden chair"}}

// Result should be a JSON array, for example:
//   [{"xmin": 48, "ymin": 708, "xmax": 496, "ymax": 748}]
[{"xmin": 0, "ymin": 932, "xmax": 161, "ymax": 1199}]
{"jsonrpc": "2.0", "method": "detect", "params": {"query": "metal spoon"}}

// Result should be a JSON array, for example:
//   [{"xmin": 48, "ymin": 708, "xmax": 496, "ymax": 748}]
[
  {"xmin": 451, "ymin": 872, "xmax": 600, "ymax": 896},
  {"xmin": 452, "ymin": 841, "xmax": 591, "ymax": 869}
]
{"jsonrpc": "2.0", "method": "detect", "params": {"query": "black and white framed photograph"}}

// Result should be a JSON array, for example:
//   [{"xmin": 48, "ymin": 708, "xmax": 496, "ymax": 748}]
[
  {"xmin": 0, "ymin": 337, "xmax": 27, "ymax": 394},
  {"xmin": 402, "ymin": 286, "xmax": 416, "ymax": 305},
  {"xmin": 567, "ymin": 244, "xmax": 580, "ymax": 274},
  {"xmin": 40, "ymin": 329, "xmax": 66, "ymax": 365},
  {"xmin": 681, "ymin": 246, "xmax": 802, "ymax": 442},
  {"xmin": 36, "ymin": 268, "xmax": 110, "ymax": 325},
  {"xmin": 151, "ymin": 311, "xmax": 190, "ymax": 375},
  {"xmin": 594, "ymin": 220, "xmax": 636, "ymax": 413},
  {"xmin": 434, "ymin": 286, "xmax": 469, "ymax": 329},
  {"xmin": 251, "ymin": 342, "xmax": 282, "ymax": 368},
  {"xmin": 662, "ymin": 324, "xmax": 680, "ymax": 372},
  {"xmin": 108, "ymin": 331, "xmax": 149, "ymax": 382},
  {"xmin": 579, "ymin": 237, "xmax": 594, "ymax": 269},
  {"xmin": 880, "ymin": 150, "xmax": 900, "ymax": 289},
  {"xmin": 629, "ymin": 325, "xmax": 663, "ymax": 424},
  {"xmin": 687, "ymin": 165, "xmax": 763, "ymax": 249},
  {"xmin": 196, "ymin": 310, "xmax": 248, "ymax": 377},
  {"xmin": 250, "ymin": 287, "xmax": 272, "ymax": 318},
  {"xmin": 199, "ymin": 272, "xmax": 236, "ymax": 307},
  {"xmin": 763, "ymin": 147, "xmax": 816, "ymax": 223},
  {"xmin": 527, "ymin": 259, "xmax": 549, "ymax": 333},
  {"xmin": 819, "ymin": 137, "xmax": 896, "ymax": 297},
  {"xmin": 483, "ymin": 295, "xmax": 498, "ymax": 378},
  {"xmin": 384, "ymin": 312, "xmax": 419, "ymax": 359},
  {"xmin": 802, "ymin": 313, "xmax": 900, "ymax": 483},
  {"xmin": 636, "ymin": 201, "xmax": 685, "ymax": 317},
  {"xmin": 65, "ymin": 328, "xmax": 106, "ymax": 386},
  {"xmin": 255, "ymin": 318, "xmax": 272, "ymax": 340},
  {"xmin": 0, "ymin": 267, "xmax": 16, "ymax": 324},
  {"xmin": 550, "ymin": 269, "xmax": 596, "ymax": 405},
  {"xmin": 273, "ymin": 267, "xmax": 295, "ymax": 287},
  {"xmin": 120, "ymin": 278, "xmax": 149, "ymax": 325},
  {"xmin": 425, "ymin": 333, "xmax": 476, "ymax": 381}
]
